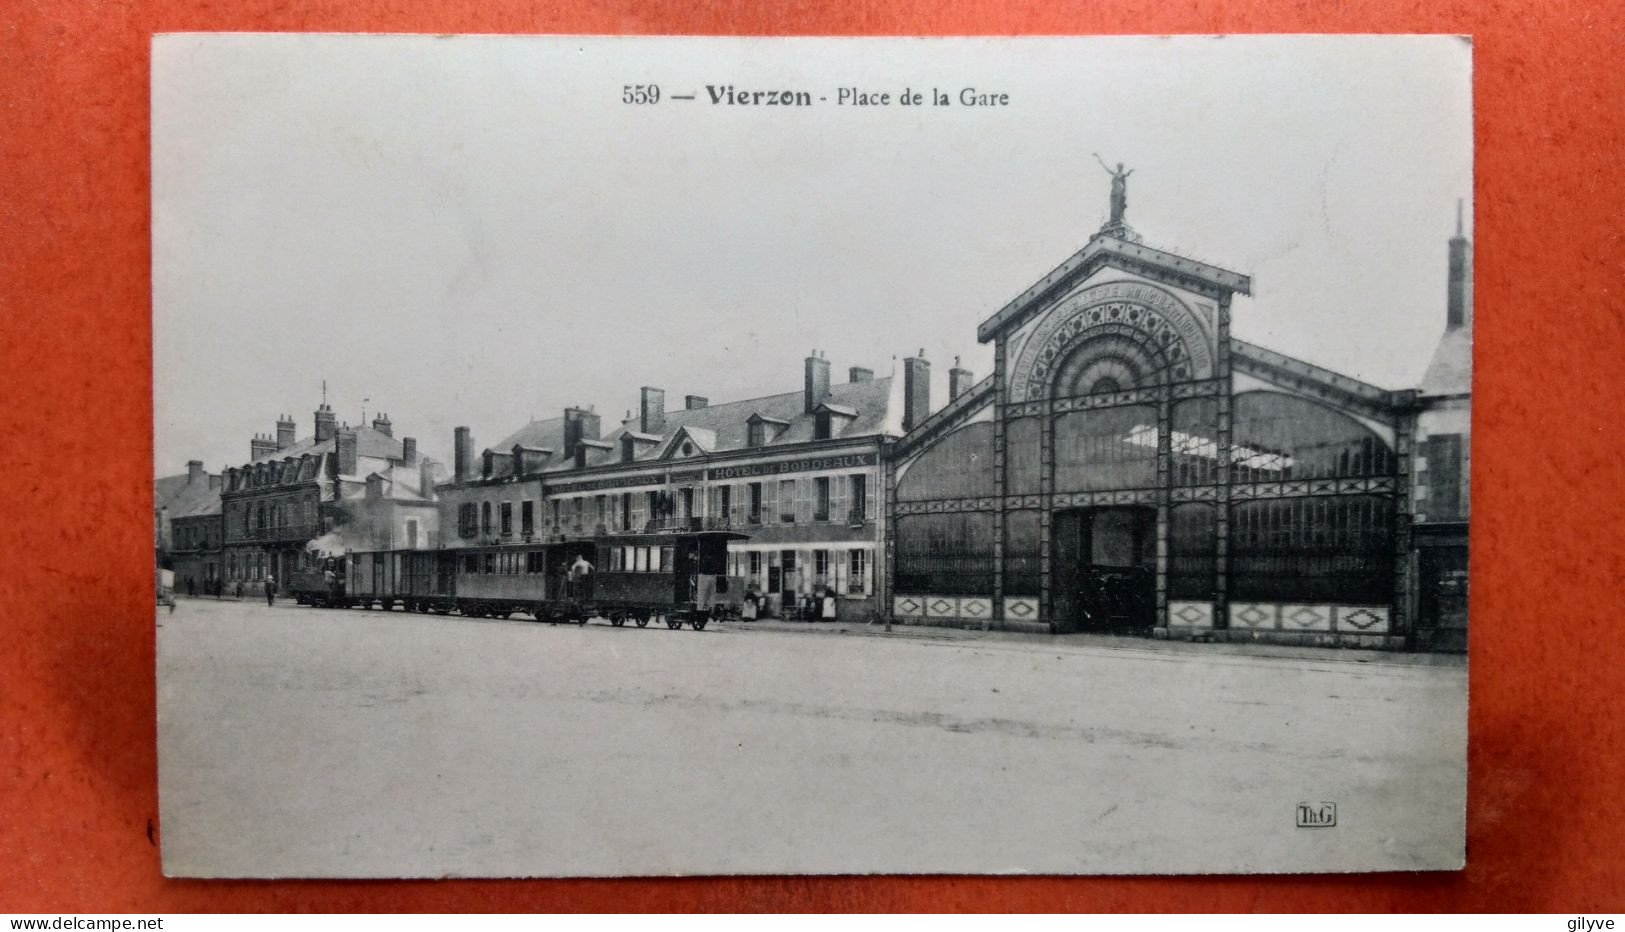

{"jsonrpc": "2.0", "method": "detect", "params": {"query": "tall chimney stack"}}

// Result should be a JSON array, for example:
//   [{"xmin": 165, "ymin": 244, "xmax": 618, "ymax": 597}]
[
  {"xmin": 250, "ymin": 434, "xmax": 277, "ymax": 461},
  {"xmin": 334, "ymin": 429, "xmax": 358, "ymax": 478},
  {"xmin": 902, "ymin": 351, "xmax": 931, "ymax": 432},
  {"xmin": 640, "ymin": 387, "xmax": 666, "ymax": 435},
  {"xmin": 371, "ymin": 412, "xmax": 393, "ymax": 437},
  {"xmin": 454, "ymin": 427, "xmax": 475, "ymax": 483},
  {"xmin": 685, "ymin": 395, "xmax": 709, "ymax": 410},
  {"xmin": 848, "ymin": 366, "xmax": 874, "ymax": 383},
  {"xmin": 804, "ymin": 350, "xmax": 831, "ymax": 414},
  {"xmin": 187, "ymin": 459, "xmax": 205, "ymax": 483},
  {"xmin": 276, "ymin": 414, "xmax": 296, "ymax": 450},
  {"xmin": 1447, "ymin": 199, "xmax": 1472, "ymax": 330},
  {"xmin": 949, "ymin": 356, "xmax": 974, "ymax": 401},
  {"xmin": 400, "ymin": 436, "xmax": 418, "ymax": 465},
  {"xmin": 314, "ymin": 403, "xmax": 337, "ymax": 443}
]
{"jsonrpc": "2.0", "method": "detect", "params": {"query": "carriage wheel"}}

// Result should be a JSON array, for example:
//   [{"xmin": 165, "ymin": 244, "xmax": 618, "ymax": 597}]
[
  {"xmin": 691, "ymin": 615, "xmax": 708, "ymax": 631},
  {"xmin": 634, "ymin": 615, "xmax": 649, "ymax": 628},
  {"xmin": 610, "ymin": 614, "xmax": 625, "ymax": 627},
  {"xmin": 664, "ymin": 615, "xmax": 681, "ymax": 630}
]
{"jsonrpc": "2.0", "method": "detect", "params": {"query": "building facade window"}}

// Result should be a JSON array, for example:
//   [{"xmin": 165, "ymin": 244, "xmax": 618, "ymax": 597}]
[
  {"xmin": 814, "ymin": 477, "xmax": 831, "ymax": 522},
  {"xmin": 499, "ymin": 502, "xmax": 513, "ymax": 536},
  {"xmin": 521, "ymin": 500, "xmax": 534, "ymax": 537},
  {"xmin": 458, "ymin": 502, "xmax": 477, "ymax": 538},
  {"xmin": 779, "ymin": 479, "xmax": 797, "ymax": 524},
  {"xmin": 480, "ymin": 501, "xmax": 492, "ymax": 536},
  {"xmin": 405, "ymin": 518, "xmax": 419, "ymax": 549},
  {"xmin": 848, "ymin": 549, "xmax": 868, "ymax": 594},
  {"xmin": 1423, "ymin": 433, "xmax": 1464, "ymax": 519}
]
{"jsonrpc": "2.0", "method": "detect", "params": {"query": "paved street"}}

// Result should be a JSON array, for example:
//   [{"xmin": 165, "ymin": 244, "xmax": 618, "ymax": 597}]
[{"xmin": 158, "ymin": 598, "xmax": 1466, "ymax": 877}]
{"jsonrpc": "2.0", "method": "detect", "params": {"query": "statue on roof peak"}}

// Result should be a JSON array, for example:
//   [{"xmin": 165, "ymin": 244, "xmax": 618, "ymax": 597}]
[{"xmin": 1093, "ymin": 154, "xmax": 1134, "ymax": 225}]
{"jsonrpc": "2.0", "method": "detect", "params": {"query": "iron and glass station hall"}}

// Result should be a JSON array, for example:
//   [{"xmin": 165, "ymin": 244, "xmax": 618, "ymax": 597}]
[{"xmin": 883, "ymin": 174, "xmax": 1471, "ymax": 650}]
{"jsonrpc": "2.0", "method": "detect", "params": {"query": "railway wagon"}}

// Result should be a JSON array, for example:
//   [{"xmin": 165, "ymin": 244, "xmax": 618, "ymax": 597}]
[
  {"xmin": 453, "ymin": 530, "xmax": 748, "ymax": 629},
  {"xmin": 344, "ymin": 549, "xmax": 456, "ymax": 612},
  {"xmin": 592, "ymin": 530, "xmax": 748, "ymax": 629}
]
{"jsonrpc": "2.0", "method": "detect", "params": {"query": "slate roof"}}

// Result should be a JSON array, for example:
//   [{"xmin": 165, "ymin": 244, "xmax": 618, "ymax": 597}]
[
  {"xmin": 487, "ymin": 375, "xmax": 899, "ymax": 479},
  {"xmin": 155, "ymin": 474, "xmax": 192, "ymax": 510},
  {"xmin": 167, "ymin": 479, "xmax": 223, "ymax": 519},
  {"xmin": 1419, "ymin": 326, "xmax": 1472, "ymax": 397}
]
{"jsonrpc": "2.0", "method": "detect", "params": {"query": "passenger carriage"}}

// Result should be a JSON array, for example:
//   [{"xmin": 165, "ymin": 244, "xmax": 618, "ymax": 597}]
[{"xmin": 293, "ymin": 529, "xmax": 747, "ymax": 630}]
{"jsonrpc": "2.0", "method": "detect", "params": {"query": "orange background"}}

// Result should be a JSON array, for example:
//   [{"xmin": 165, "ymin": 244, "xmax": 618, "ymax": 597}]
[{"xmin": 3, "ymin": 0, "xmax": 1622, "ymax": 913}]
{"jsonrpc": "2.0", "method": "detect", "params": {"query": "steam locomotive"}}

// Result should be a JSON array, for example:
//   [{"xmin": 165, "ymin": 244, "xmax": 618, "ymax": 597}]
[{"xmin": 289, "ymin": 528, "xmax": 748, "ymax": 630}]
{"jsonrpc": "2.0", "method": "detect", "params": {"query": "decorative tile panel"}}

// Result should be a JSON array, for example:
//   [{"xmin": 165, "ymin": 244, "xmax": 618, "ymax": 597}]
[
  {"xmin": 893, "ymin": 595, "xmax": 925, "ymax": 618},
  {"xmin": 1280, "ymin": 604, "xmax": 1333, "ymax": 631},
  {"xmin": 958, "ymin": 597, "xmax": 992, "ymax": 620},
  {"xmin": 1334, "ymin": 605, "xmax": 1390, "ymax": 633},
  {"xmin": 1003, "ymin": 597, "xmax": 1039, "ymax": 622},
  {"xmin": 1230, "ymin": 602, "xmax": 1278, "ymax": 630},
  {"xmin": 924, "ymin": 596, "xmax": 960, "ymax": 618},
  {"xmin": 1168, "ymin": 601, "xmax": 1215, "ymax": 628}
]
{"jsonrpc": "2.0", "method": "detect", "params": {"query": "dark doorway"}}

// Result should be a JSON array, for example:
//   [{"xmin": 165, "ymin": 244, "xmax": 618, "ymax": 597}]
[
  {"xmin": 1051, "ymin": 506, "xmax": 1156, "ymax": 633},
  {"xmin": 1416, "ymin": 540, "xmax": 1468, "ymax": 652}
]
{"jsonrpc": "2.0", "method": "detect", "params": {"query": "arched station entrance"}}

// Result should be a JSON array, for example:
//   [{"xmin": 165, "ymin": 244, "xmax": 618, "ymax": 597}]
[{"xmin": 1051, "ymin": 506, "xmax": 1156, "ymax": 631}]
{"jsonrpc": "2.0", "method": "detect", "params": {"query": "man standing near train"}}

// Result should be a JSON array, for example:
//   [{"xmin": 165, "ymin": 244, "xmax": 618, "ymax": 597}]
[
  {"xmin": 264, "ymin": 574, "xmax": 277, "ymax": 607},
  {"xmin": 568, "ymin": 553, "xmax": 593, "ymax": 598}
]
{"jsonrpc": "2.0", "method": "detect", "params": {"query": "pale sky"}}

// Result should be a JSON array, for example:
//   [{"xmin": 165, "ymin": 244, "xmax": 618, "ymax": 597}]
[{"xmin": 154, "ymin": 34, "xmax": 1472, "ymax": 477}]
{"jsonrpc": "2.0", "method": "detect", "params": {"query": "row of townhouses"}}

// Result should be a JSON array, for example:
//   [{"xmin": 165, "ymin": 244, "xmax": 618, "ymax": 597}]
[{"xmin": 158, "ymin": 201, "xmax": 1471, "ymax": 649}]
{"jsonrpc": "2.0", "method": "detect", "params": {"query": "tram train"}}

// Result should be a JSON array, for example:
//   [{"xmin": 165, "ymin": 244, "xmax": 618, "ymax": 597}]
[{"xmin": 289, "ymin": 529, "xmax": 748, "ymax": 630}]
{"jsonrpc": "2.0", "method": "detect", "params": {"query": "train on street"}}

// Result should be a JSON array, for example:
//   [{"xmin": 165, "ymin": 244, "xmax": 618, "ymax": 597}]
[{"xmin": 288, "ymin": 528, "xmax": 749, "ymax": 630}]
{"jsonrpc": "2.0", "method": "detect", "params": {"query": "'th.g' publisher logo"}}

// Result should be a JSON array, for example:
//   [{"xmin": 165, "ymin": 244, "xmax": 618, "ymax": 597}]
[{"xmin": 1296, "ymin": 801, "xmax": 1337, "ymax": 828}]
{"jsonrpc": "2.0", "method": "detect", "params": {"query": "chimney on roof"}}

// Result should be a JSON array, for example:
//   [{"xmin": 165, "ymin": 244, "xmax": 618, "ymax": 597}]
[
  {"xmin": 949, "ymin": 356, "xmax": 974, "ymax": 401},
  {"xmin": 371, "ymin": 412, "xmax": 393, "ymax": 437},
  {"xmin": 454, "ymin": 427, "xmax": 474, "ymax": 483},
  {"xmin": 208, "ymin": 473, "xmax": 220, "ymax": 490},
  {"xmin": 903, "ymin": 351, "xmax": 931, "ymax": 432},
  {"xmin": 400, "ymin": 436, "xmax": 418, "ymax": 466},
  {"xmin": 250, "ymin": 434, "xmax": 277, "ymax": 460},
  {"xmin": 804, "ymin": 350, "xmax": 831, "ymax": 415},
  {"xmin": 276, "ymin": 414, "xmax": 296, "ymax": 450},
  {"xmin": 685, "ymin": 395, "xmax": 709, "ymax": 410},
  {"xmin": 640, "ymin": 387, "xmax": 666, "ymax": 434},
  {"xmin": 335, "ymin": 429, "xmax": 358, "ymax": 477},
  {"xmin": 563, "ymin": 406, "xmax": 602, "ymax": 456},
  {"xmin": 1447, "ymin": 199, "xmax": 1472, "ymax": 330},
  {"xmin": 314, "ymin": 403, "xmax": 337, "ymax": 443},
  {"xmin": 848, "ymin": 366, "xmax": 874, "ymax": 383},
  {"xmin": 187, "ymin": 459, "xmax": 205, "ymax": 483}
]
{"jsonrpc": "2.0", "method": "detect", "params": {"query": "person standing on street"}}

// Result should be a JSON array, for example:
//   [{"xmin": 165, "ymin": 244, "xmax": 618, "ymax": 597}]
[{"xmin": 264, "ymin": 575, "xmax": 277, "ymax": 607}]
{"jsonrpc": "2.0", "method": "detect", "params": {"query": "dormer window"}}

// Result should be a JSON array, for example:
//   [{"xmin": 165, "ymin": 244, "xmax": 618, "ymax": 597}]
[
  {"xmin": 813, "ymin": 403, "xmax": 858, "ymax": 441},
  {"xmin": 746, "ymin": 413, "xmax": 788, "ymax": 449},
  {"xmin": 622, "ymin": 436, "xmax": 636, "ymax": 462}
]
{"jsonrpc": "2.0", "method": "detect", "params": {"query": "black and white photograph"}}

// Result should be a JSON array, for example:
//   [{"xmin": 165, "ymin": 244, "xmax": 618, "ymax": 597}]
[{"xmin": 152, "ymin": 34, "xmax": 1472, "ymax": 878}]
